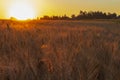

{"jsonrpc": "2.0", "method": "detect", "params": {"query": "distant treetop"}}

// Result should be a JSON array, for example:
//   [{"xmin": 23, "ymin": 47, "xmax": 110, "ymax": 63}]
[{"xmin": 40, "ymin": 10, "xmax": 120, "ymax": 20}]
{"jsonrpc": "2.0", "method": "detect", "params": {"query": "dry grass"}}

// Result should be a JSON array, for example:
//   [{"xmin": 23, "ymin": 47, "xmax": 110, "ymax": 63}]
[{"xmin": 0, "ymin": 20, "xmax": 120, "ymax": 80}]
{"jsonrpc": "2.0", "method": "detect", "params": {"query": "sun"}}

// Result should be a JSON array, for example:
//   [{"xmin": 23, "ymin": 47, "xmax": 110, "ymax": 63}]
[{"xmin": 9, "ymin": 2, "xmax": 35, "ymax": 20}]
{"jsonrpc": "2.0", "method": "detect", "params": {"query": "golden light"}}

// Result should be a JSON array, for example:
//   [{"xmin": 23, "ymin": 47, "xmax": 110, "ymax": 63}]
[{"xmin": 8, "ymin": 1, "xmax": 35, "ymax": 20}]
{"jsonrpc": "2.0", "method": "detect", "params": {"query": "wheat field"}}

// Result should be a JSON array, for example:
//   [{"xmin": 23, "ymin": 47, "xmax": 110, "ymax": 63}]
[{"xmin": 0, "ymin": 20, "xmax": 120, "ymax": 80}]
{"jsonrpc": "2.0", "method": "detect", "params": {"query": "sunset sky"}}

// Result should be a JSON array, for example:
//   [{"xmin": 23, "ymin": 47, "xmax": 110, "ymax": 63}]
[{"xmin": 0, "ymin": 0, "xmax": 120, "ymax": 19}]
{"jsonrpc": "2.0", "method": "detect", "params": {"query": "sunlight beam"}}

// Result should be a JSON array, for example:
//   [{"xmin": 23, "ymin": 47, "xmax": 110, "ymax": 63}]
[{"xmin": 8, "ymin": 1, "xmax": 35, "ymax": 20}]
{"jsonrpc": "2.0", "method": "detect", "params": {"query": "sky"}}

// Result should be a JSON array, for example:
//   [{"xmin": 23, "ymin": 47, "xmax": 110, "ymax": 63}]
[{"xmin": 0, "ymin": 0, "xmax": 120, "ymax": 19}]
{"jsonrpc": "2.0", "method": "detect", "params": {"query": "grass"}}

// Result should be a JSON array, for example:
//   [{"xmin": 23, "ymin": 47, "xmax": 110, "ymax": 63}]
[
  {"xmin": 0, "ymin": 20, "xmax": 120, "ymax": 80},
  {"xmin": 110, "ymin": 19, "xmax": 120, "ymax": 24}
]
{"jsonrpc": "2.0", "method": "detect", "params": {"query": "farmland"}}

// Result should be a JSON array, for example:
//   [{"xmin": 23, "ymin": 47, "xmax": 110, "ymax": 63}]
[{"xmin": 0, "ymin": 20, "xmax": 120, "ymax": 80}]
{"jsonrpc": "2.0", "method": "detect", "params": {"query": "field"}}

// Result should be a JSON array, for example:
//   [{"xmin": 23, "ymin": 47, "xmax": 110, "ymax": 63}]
[{"xmin": 0, "ymin": 20, "xmax": 120, "ymax": 80}]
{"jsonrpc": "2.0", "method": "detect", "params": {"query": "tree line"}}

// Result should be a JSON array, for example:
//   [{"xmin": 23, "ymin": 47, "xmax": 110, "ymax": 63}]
[{"xmin": 40, "ymin": 10, "xmax": 120, "ymax": 20}]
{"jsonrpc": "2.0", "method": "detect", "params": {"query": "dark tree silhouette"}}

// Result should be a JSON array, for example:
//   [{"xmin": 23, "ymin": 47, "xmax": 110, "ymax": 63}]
[
  {"xmin": 118, "ymin": 15, "xmax": 120, "ymax": 18},
  {"xmin": 71, "ymin": 14, "xmax": 76, "ymax": 20},
  {"xmin": 40, "ymin": 15, "xmax": 50, "ymax": 20},
  {"xmin": 40, "ymin": 11, "xmax": 119, "ymax": 20}
]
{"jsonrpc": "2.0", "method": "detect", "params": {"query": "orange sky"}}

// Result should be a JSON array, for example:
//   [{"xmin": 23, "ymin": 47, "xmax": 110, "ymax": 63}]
[{"xmin": 0, "ymin": 0, "xmax": 120, "ymax": 19}]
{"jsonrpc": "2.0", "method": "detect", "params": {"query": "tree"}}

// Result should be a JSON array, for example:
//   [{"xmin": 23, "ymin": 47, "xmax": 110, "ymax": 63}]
[
  {"xmin": 71, "ymin": 14, "xmax": 76, "ymax": 20},
  {"xmin": 61, "ymin": 14, "xmax": 70, "ymax": 20},
  {"xmin": 10, "ymin": 17, "xmax": 17, "ymax": 20},
  {"xmin": 118, "ymin": 15, "xmax": 120, "ymax": 19},
  {"xmin": 40, "ymin": 15, "xmax": 50, "ymax": 20},
  {"xmin": 40, "ymin": 10, "xmax": 119, "ymax": 20}
]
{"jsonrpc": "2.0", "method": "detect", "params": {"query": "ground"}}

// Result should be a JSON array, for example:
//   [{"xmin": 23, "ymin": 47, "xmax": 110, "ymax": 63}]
[{"xmin": 0, "ymin": 20, "xmax": 120, "ymax": 80}]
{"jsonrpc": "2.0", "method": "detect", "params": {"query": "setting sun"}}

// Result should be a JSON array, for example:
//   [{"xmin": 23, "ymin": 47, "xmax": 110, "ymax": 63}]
[{"xmin": 8, "ymin": 1, "xmax": 35, "ymax": 20}]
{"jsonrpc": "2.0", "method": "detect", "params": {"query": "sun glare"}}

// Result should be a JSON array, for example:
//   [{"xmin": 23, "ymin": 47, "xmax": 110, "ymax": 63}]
[{"xmin": 9, "ymin": 2, "xmax": 35, "ymax": 20}]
